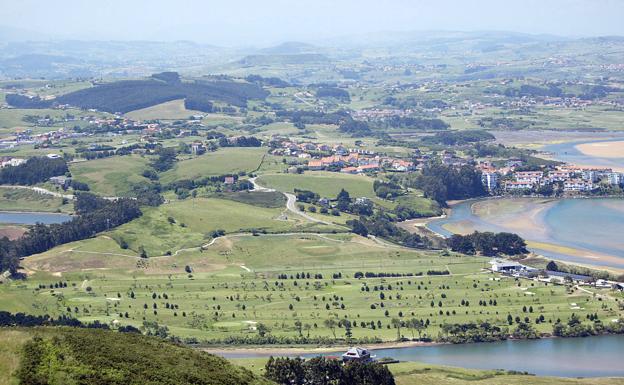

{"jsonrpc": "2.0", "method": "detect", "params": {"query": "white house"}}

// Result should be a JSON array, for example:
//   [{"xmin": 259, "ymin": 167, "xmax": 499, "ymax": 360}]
[
  {"xmin": 342, "ymin": 347, "xmax": 373, "ymax": 363},
  {"xmin": 489, "ymin": 259, "xmax": 523, "ymax": 273}
]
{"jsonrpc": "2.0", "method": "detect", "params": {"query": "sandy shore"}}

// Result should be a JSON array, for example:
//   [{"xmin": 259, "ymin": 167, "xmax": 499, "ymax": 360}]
[
  {"xmin": 201, "ymin": 340, "xmax": 443, "ymax": 356},
  {"xmin": 575, "ymin": 140, "xmax": 624, "ymax": 159}
]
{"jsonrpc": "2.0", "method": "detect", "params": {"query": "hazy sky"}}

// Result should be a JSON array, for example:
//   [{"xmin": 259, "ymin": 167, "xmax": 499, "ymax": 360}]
[{"xmin": 3, "ymin": 0, "xmax": 624, "ymax": 45}]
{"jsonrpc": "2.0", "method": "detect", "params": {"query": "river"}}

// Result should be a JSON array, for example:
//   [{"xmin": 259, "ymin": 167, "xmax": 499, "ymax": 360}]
[
  {"xmin": 217, "ymin": 335, "xmax": 624, "ymax": 378},
  {"xmin": 0, "ymin": 211, "xmax": 72, "ymax": 225}
]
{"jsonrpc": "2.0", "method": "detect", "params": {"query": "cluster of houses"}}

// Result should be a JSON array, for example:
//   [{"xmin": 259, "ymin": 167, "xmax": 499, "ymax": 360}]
[
  {"xmin": 270, "ymin": 138, "xmax": 416, "ymax": 174},
  {"xmin": 0, "ymin": 127, "xmax": 89, "ymax": 149},
  {"xmin": 489, "ymin": 259, "xmax": 624, "ymax": 291}
]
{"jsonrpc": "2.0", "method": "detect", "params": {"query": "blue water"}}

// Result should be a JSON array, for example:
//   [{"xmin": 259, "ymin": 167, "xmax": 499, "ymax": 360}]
[
  {"xmin": 0, "ymin": 211, "xmax": 72, "ymax": 225},
  {"xmin": 543, "ymin": 138, "xmax": 624, "ymax": 170},
  {"xmin": 427, "ymin": 198, "xmax": 624, "ymax": 269},
  {"xmin": 217, "ymin": 335, "xmax": 624, "ymax": 378}
]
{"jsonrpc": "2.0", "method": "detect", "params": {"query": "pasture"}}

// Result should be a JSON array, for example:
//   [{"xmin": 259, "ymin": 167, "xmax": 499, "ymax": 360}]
[
  {"xmin": 160, "ymin": 148, "xmax": 268, "ymax": 184},
  {"xmin": 69, "ymin": 155, "xmax": 151, "ymax": 196}
]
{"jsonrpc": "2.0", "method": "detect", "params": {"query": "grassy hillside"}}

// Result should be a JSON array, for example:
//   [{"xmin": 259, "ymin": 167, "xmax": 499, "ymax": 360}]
[
  {"xmin": 0, "ymin": 327, "xmax": 273, "ymax": 385},
  {"xmin": 125, "ymin": 99, "xmax": 205, "ymax": 120},
  {"xmin": 160, "ymin": 148, "xmax": 267, "ymax": 184},
  {"xmin": 0, "ymin": 187, "xmax": 72, "ymax": 213},
  {"xmin": 4, "ymin": 231, "xmax": 620, "ymax": 342},
  {"xmin": 69, "ymin": 155, "xmax": 151, "ymax": 197}
]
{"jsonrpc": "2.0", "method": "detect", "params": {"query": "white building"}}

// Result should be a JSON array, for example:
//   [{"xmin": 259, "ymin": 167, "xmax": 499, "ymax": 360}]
[
  {"xmin": 606, "ymin": 172, "xmax": 623, "ymax": 186},
  {"xmin": 489, "ymin": 259, "xmax": 524, "ymax": 273},
  {"xmin": 481, "ymin": 172, "xmax": 499, "ymax": 192},
  {"xmin": 342, "ymin": 347, "xmax": 373, "ymax": 363},
  {"xmin": 564, "ymin": 179, "xmax": 594, "ymax": 192}
]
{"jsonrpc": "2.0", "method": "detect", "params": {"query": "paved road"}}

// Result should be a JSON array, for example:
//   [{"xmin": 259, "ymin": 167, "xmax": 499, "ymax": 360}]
[{"xmin": 250, "ymin": 177, "xmax": 336, "ymax": 225}]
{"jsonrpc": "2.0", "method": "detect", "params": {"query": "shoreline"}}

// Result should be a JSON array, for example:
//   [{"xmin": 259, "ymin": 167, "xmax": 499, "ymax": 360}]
[
  {"xmin": 200, "ymin": 340, "xmax": 444, "ymax": 356},
  {"xmin": 418, "ymin": 196, "xmax": 624, "ymax": 272},
  {"xmin": 199, "ymin": 333, "xmax": 624, "ymax": 358}
]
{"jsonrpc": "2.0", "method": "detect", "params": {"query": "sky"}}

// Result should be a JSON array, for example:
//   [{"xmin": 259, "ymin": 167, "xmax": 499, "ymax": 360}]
[{"xmin": 2, "ymin": 0, "xmax": 624, "ymax": 46}]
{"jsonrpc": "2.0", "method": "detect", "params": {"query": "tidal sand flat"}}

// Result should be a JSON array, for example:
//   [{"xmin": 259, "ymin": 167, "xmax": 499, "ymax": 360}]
[
  {"xmin": 575, "ymin": 140, "xmax": 624, "ymax": 159},
  {"xmin": 430, "ymin": 198, "xmax": 624, "ymax": 269},
  {"xmin": 542, "ymin": 138, "xmax": 624, "ymax": 172}
]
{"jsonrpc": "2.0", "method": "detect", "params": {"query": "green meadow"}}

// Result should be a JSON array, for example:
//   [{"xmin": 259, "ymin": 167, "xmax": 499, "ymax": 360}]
[
  {"xmin": 257, "ymin": 172, "xmax": 376, "ymax": 198},
  {"xmin": 160, "ymin": 148, "xmax": 268, "ymax": 184},
  {"xmin": 69, "ymin": 155, "xmax": 151, "ymax": 196}
]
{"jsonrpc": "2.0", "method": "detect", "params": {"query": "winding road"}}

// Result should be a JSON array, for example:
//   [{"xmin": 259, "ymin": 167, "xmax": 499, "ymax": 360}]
[{"xmin": 249, "ymin": 177, "xmax": 337, "ymax": 226}]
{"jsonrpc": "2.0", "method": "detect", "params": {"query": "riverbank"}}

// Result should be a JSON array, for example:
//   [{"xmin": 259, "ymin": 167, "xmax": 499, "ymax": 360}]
[{"xmin": 201, "ymin": 340, "xmax": 444, "ymax": 356}]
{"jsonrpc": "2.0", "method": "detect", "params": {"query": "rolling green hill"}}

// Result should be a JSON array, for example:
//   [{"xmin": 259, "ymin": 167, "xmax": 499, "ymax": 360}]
[
  {"xmin": 0, "ymin": 327, "xmax": 273, "ymax": 385},
  {"xmin": 6, "ymin": 76, "xmax": 269, "ymax": 114}
]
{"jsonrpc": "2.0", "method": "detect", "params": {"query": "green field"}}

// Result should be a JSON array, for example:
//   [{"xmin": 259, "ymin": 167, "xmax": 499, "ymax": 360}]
[
  {"xmin": 257, "ymin": 172, "xmax": 376, "ymax": 199},
  {"xmin": 160, "ymin": 148, "xmax": 267, "ymax": 184},
  {"xmin": 0, "ymin": 187, "xmax": 72, "ymax": 213},
  {"xmin": 69, "ymin": 155, "xmax": 151, "ymax": 196},
  {"xmin": 107, "ymin": 197, "xmax": 335, "ymax": 256},
  {"xmin": 125, "ymin": 99, "xmax": 204, "ymax": 121}
]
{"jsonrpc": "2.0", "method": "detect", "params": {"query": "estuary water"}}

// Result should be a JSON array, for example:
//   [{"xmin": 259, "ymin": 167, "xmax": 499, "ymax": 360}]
[
  {"xmin": 426, "ymin": 198, "xmax": 624, "ymax": 269},
  {"xmin": 0, "ymin": 211, "xmax": 72, "ymax": 225},
  {"xmin": 217, "ymin": 335, "xmax": 624, "ymax": 378}
]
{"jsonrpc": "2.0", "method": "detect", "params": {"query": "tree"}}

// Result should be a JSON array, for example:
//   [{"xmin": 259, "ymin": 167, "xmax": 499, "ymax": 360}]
[
  {"xmin": 294, "ymin": 320, "xmax": 303, "ymax": 337},
  {"xmin": 408, "ymin": 318, "xmax": 426, "ymax": 340},
  {"xmin": 391, "ymin": 318, "xmax": 403, "ymax": 341},
  {"xmin": 546, "ymin": 261, "xmax": 559, "ymax": 271},
  {"xmin": 257, "ymin": 322, "xmax": 270, "ymax": 337},
  {"xmin": 324, "ymin": 318, "xmax": 338, "ymax": 339},
  {"xmin": 336, "ymin": 189, "xmax": 351, "ymax": 211}
]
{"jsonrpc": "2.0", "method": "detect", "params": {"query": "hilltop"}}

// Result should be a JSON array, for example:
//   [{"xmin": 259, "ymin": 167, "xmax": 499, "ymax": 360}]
[
  {"xmin": 5, "ymin": 73, "xmax": 269, "ymax": 113},
  {"xmin": 0, "ymin": 327, "xmax": 273, "ymax": 385}
]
